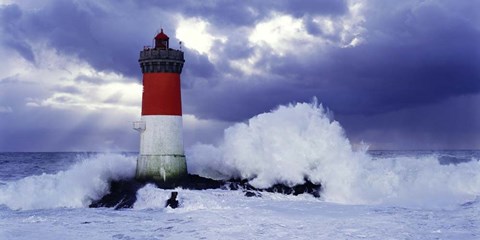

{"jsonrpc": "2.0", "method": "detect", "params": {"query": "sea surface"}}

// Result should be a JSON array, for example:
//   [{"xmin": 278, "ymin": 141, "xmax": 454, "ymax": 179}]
[
  {"xmin": 1, "ymin": 103, "xmax": 479, "ymax": 239},
  {"xmin": 0, "ymin": 151, "xmax": 479, "ymax": 240}
]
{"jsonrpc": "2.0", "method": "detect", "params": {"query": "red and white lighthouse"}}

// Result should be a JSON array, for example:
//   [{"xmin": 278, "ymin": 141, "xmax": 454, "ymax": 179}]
[{"xmin": 134, "ymin": 29, "xmax": 187, "ymax": 184}]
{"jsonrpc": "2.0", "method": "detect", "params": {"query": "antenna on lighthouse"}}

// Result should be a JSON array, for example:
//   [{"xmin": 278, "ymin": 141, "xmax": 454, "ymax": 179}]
[{"xmin": 179, "ymin": 41, "xmax": 182, "ymax": 50}]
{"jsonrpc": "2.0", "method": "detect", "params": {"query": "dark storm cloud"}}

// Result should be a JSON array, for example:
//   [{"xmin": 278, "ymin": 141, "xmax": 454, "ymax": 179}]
[
  {"xmin": 182, "ymin": 0, "xmax": 347, "ymax": 26},
  {"xmin": 282, "ymin": 0, "xmax": 348, "ymax": 17},
  {"xmin": 20, "ymin": 0, "xmax": 142, "ymax": 77},
  {"xmin": 312, "ymin": 0, "xmax": 479, "ymax": 115},
  {"xmin": 0, "ymin": 1, "xmax": 177, "ymax": 77},
  {"xmin": 182, "ymin": 1, "xmax": 260, "ymax": 27},
  {"xmin": 337, "ymin": 93, "xmax": 480, "ymax": 150},
  {"xmin": 266, "ymin": 31, "xmax": 480, "ymax": 115},
  {"xmin": 181, "ymin": 0, "xmax": 479, "ymax": 122},
  {"xmin": 139, "ymin": 0, "xmax": 348, "ymax": 27},
  {"xmin": 0, "ymin": 0, "xmax": 350, "ymax": 82},
  {"xmin": 181, "ymin": 48, "xmax": 217, "ymax": 88},
  {"xmin": 0, "ymin": 4, "xmax": 35, "ymax": 62},
  {"xmin": 183, "ymin": 81, "xmax": 276, "ymax": 122},
  {"xmin": 183, "ymin": 78, "xmax": 319, "ymax": 122}
]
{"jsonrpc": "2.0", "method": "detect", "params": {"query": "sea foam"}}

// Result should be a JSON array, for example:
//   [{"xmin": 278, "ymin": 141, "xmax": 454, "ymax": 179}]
[
  {"xmin": 0, "ymin": 154, "xmax": 136, "ymax": 210},
  {"xmin": 188, "ymin": 101, "xmax": 480, "ymax": 207},
  {"xmin": 1, "ymin": 102, "xmax": 479, "ymax": 210}
]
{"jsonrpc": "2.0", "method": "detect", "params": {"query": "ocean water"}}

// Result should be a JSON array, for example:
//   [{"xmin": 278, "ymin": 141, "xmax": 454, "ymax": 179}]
[{"xmin": 1, "ymin": 102, "xmax": 479, "ymax": 239}]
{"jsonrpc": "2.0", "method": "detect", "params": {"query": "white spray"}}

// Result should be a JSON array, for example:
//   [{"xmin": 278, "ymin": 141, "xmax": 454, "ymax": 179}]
[
  {"xmin": 0, "ymin": 154, "xmax": 136, "ymax": 210},
  {"xmin": 188, "ymin": 101, "xmax": 480, "ymax": 207}
]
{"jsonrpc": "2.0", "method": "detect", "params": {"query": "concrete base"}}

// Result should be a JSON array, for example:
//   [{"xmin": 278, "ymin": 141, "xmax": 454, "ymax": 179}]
[{"xmin": 136, "ymin": 154, "xmax": 187, "ymax": 184}]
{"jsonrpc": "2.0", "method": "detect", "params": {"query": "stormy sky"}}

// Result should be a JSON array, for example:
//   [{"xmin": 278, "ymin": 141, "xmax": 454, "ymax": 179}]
[{"xmin": 0, "ymin": 0, "xmax": 479, "ymax": 151}]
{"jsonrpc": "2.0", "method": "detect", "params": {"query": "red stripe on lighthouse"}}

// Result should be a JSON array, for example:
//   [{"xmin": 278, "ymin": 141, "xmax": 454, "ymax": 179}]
[{"xmin": 142, "ymin": 73, "xmax": 182, "ymax": 116}]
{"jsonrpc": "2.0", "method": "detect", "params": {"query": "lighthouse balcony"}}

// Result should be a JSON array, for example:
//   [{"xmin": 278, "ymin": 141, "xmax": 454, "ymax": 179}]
[
  {"xmin": 139, "ymin": 49, "xmax": 184, "ymax": 62},
  {"xmin": 133, "ymin": 121, "xmax": 146, "ymax": 132}
]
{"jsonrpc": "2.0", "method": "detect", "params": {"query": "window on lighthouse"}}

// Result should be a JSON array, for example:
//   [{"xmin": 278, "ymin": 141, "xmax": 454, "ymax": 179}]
[{"xmin": 156, "ymin": 39, "xmax": 168, "ymax": 49}]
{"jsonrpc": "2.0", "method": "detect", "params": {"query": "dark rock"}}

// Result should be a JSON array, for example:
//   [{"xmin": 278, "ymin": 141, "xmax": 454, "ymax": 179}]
[
  {"xmin": 244, "ymin": 191, "xmax": 261, "ymax": 197},
  {"xmin": 89, "ymin": 180, "xmax": 145, "ymax": 209},
  {"xmin": 181, "ymin": 174, "xmax": 224, "ymax": 189},
  {"xmin": 165, "ymin": 191, "xmax": 179, "ymax": 209},
  {"xmin": 89, "ymin": 175, "xmax": 322, "ymax": 209},
  {"xmin": 186, "ymin": 176, "xmax": 322, "ymax": 197},
  {"xmin": 224, "ymin": 178, "xmax": 322, "ymax": 198},
  {"xmin": 147, "ymin": 174, "xmax": 225, "ymax": 190}
]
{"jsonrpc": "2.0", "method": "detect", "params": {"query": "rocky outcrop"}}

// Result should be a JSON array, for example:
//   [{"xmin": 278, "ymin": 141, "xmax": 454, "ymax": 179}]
[{"xmin": 89, "ymin": 175, "xmax": 322, "ymax": 209}]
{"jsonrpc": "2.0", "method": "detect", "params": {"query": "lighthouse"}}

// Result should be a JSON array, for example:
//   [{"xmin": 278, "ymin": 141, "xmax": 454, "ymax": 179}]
[{"xmin": 134, "ymin": 29, "xmax": 187, "ymax": 185}]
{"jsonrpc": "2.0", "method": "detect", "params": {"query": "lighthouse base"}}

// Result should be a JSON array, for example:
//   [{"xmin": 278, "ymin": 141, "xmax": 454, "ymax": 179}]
[{"xmin": 136, "ymin": 154, "xmax": 187, "ymax": 185}]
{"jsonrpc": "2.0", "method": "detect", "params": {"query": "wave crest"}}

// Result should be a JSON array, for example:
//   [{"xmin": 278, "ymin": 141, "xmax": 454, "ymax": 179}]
[
  {"xmin": 188, "ymin": 101, "xmax": 480, "ymax": 207},
  {"xmin": 0, "ymin": 153, "xmax": 136, "ymax": 210}
]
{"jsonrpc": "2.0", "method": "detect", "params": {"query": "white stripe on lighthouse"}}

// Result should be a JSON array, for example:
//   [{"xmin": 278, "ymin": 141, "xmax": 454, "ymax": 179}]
[{"xmin": 139, "ymin": 115, "xmax": 184, "ymax": 156}]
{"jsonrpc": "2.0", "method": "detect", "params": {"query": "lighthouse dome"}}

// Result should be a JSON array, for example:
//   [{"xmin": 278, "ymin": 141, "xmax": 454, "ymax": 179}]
[{"xmin": 155, "ymin": 29, "xmax": 169, "ymax": 40}]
